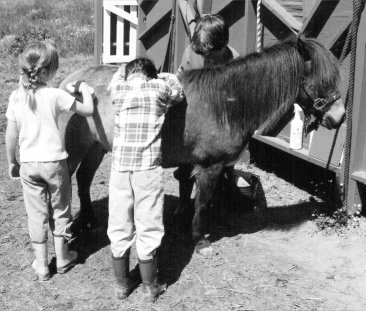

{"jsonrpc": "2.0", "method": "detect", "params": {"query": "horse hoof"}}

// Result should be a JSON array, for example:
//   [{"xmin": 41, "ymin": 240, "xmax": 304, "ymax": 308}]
[
  {"xmin": 195, "ymin": 238, "xmax": 213, "ymax": 256},
  {"xmin": 197, "ymin": 245, "xmax": 214, "ymax": 257},
  {"xmin": 70, "ymin": 221, "xmax": 98, "ymax": 239},
  {"xmin": 70, "ymin": 221, "xmax": 82, "ymax": 237}
]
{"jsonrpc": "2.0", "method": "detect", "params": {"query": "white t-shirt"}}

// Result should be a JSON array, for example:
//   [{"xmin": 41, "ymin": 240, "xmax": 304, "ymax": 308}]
[{"xmin": 6, "ymin": 87, "xmax": 75, "ymax": 162}]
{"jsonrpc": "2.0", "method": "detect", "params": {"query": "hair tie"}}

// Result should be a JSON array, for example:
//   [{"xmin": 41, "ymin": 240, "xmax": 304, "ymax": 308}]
[{"xmin": 26, "ymin": 67, "xmax": 43, "ymax": 92}]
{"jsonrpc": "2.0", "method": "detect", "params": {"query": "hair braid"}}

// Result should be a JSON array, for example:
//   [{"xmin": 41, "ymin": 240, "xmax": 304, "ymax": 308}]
[{"xmin": 16, "ymin": 41, "xmax": 59, "ymax": 111}]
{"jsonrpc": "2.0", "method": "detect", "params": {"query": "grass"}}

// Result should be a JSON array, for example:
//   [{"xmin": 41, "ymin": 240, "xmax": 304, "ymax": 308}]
[
  {"xmin": 0, "ymin": 0, "xmax": 94, "ymax": 56},
  {"xmin": 0, "ymin": 0, "xmax": 95, "ymax": 139}
]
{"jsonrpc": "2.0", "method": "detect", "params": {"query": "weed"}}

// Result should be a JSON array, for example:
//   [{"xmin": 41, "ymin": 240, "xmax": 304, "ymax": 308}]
[
  {"xmin": 8, "ymin": 27, "xmax": 53, "ymax": 56},
  {"xmin": 312, "ymin": 208, "xmax": 361, "ymax": 234},
  {"xmin": 0, "ymin": 0, "xmax": 94, "ymax": 56}
]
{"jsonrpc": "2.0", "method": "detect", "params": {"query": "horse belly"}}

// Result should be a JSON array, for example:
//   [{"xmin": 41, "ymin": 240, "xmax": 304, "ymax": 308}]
[{"xmin": 184, "ymin": 115, "xmax": 243, "ymax": 164}]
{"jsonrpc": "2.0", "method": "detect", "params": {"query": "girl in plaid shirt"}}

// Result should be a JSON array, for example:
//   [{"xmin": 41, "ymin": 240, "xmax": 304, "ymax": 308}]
[{"xmin": 108, "ymin": 57, "xmax": 183, "ymax": 301}]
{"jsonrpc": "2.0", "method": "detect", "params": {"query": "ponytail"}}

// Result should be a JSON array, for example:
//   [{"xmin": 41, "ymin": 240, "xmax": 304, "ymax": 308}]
[
  {"xmin": 17, "ymin": 68, "xmax": 42, "ymax": 111},
  {"xmin": 16, "ymin": 41, "xmax": 59, "ymax": 111},
  {"xmin": 14, "ymin": 69, "xmax": 39, "ymax": 111}
]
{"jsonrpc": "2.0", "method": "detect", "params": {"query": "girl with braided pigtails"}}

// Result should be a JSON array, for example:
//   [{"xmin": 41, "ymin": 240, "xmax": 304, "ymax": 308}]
[{"xmin": 5, "ymin": 41, "xmax": 94, "ymax": 281}]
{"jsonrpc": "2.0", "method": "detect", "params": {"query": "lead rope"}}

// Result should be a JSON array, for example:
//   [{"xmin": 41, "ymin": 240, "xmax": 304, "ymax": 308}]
[
  {"xmin": 167, "ymin": 0, "xmax": 177, "ymax": 73},
  {"xmin": 340, "ymin": 0, "xmax": 363, "ymax": 210},
  {"xmin": 160, "ymin": 0, "xmax": 177, "ymax": 73},
  {"xmin": 256, "ymin": 0, "xmax": 263, "ymax": 52}
]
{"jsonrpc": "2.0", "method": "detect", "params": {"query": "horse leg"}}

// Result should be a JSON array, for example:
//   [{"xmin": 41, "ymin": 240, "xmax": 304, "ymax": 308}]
[
  {"xmin": 192, "ymin": 163, "xmax": 224, "ymax": 252},
  {"xmin": 174, "ymin": 164, "xmax": 195, "ymax": 215},
  {"xmin": 71, "ymin": 142, "xmax": 106, "ymax": 234}
]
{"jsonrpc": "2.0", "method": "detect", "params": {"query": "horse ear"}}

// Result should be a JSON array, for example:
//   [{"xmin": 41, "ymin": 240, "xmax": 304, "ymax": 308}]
[{"xmin": 297, "ymin": 34, "xmax": 311, "ymax": 62}]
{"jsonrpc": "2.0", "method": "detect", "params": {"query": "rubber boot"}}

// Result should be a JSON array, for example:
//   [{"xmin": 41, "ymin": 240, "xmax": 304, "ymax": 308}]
[
  {"xmin": 138, "ymin": 257, "xmax": 166, "ymax": 302},
  {"xmin": 54, "ymin": 236, "xmax": 78, "ymax": 273},
  {"xmin": 112, "ymin": 249, "xmax": 139, "ymax": 299},
  {"xmin": 32, "ymin": 242, "xmax": 50, "ymax": 281}
]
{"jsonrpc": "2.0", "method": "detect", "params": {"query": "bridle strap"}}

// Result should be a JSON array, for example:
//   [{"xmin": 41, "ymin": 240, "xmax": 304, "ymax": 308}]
[
  {"xmin": 298, "ymin": 85, "xmax": 341, "ymax": 117},
  {"xmin": 298, "ymin": 85, "xmax": 341, "ymax": 135},
  {"xmin": 307, "ymin": 92, "xmax": 341, "ymax": 116}
]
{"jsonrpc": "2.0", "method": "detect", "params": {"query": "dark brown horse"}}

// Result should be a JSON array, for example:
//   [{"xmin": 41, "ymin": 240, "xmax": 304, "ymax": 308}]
[{"xmin": 59, "ymin": 35, "xmax": 345, "ymax": 252}]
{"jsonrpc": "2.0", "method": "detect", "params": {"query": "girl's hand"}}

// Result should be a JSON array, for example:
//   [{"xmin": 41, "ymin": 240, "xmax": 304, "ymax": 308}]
[
  {"xmin": 66, "ymin": 81, "xmax": 94, "ymax": 95},
  {"xmin": 107, "ymin": 65, "xmax": 126, "ymax": 92},
  {"xmin": 8, "ymin": 163, "xmax": 20, "ymax": 180},
  {"xmin": 69, "ymin": 81, "xmax": 95, "ymax": 117}
]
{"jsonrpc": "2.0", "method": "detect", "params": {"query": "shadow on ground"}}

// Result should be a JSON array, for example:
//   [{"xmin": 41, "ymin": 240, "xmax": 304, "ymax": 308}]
[
  {"xmin": 69, "ymin": 197, "xmax": 110, "ymax": 263},
  {"xmin": 67, "ymin": 177, "xmax": 328, "ymax": 286},
  {"xmin": 197, "ymin": 174, "xmax": 328, "ymax": 244}
]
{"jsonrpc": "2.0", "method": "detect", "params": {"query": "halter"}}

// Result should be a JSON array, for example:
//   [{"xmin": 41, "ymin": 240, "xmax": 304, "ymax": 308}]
[{"xmin": 297, "ymin": 83, "xmax": 341, "ymax": 135}]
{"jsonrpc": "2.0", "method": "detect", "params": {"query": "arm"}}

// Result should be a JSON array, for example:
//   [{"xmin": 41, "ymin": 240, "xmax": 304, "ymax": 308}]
[
  {"xmin": 228, "ymin": 45, "xmax": 240, "ymax": 59},
  {"xmin": 5, "ymin": 120, "xmax": 20, "ymax": 179},
  {"xmin": 108, "ymin": 64, "xmax": 126, "ymax": 97},
  {"xmin": 176, "ymin": 46, "xmax": 190, "ymax": 79},
  {"xmin": 176, "ymin": 65, "xmax": 184, "ymax": 79},
  {"xmin": 70, "ymin": 82, "xmax": 94, "ymax": 117},
  {"xmin": 158, "ymin": 73, "xmax": 184, "ymax": 103}
]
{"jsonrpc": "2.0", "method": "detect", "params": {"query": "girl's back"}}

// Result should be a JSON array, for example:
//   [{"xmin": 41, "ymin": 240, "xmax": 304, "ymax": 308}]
[{"xmin": 7, "ymin": 86, "xmax": 75, "ymax": 162}]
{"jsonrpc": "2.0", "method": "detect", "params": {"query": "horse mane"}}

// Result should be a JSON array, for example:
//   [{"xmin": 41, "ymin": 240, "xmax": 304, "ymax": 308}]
[
  {"xmin": 181, "ymin": 35, "xmax": 340, "ymax": 135},
  {"xmin": 298, "ymin": 36, "xmax": 340, "ymax": 96}
]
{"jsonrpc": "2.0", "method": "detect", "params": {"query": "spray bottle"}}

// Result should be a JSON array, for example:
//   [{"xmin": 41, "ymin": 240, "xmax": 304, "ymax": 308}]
[{"xmin": 289, "ymin": 103, "xmax": 303, "ymax": 150}]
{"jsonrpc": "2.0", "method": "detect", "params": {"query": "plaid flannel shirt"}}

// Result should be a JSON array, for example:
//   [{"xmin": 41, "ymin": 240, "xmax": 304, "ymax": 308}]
[{"xmin": 110, "ymin": 72, "xmax": 183, "ymax": 171}]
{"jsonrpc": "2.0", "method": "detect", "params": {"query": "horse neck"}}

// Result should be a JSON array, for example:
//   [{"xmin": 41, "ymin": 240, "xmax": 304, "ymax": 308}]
[
  {"xmin": 228, "ymin": 46, "xmax": 303, "ymax": 134},
  {"xmin": 182, "ymin": 42, "xmax": 304, "ymax": 136}
]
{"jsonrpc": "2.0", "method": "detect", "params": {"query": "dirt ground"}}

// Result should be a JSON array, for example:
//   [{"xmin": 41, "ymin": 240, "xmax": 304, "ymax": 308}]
[{"xmin": 1, "ymin": 55, "xmax": 366, "ymax": 311}]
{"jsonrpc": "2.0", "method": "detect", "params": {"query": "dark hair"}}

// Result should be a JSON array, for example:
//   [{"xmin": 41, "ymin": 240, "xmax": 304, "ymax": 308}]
[
  {"xmin": 191, "ymin": 14, "xmax": 229, "ymax": 55},
  {"xmin": 125, "ymin": 57, "xmax": 158, "ymax": 80}
]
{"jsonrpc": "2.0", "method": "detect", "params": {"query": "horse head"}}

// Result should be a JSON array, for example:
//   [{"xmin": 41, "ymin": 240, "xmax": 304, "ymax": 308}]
[{"xmin": 295, "ymin": 35, "xmax": 345, "ymax": 133}]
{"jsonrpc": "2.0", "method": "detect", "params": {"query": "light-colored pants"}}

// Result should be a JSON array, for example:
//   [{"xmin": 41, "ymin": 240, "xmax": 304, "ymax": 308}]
[
  {"xmin": 20, "ymin": 160, "xmax": 72, "ymax": 243},
  {"xmin": 107, "ymin": 167, "xmax": 164, "ymax": 261}
]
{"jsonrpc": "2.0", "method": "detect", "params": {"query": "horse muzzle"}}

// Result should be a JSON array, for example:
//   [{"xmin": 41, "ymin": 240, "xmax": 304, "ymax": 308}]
[{"xmin": 321, "ymin": 98, "xmax": 345, "ymax": 129}]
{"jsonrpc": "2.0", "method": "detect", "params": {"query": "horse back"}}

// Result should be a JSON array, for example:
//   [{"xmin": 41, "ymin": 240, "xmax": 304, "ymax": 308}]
[{"xmin": 59, "ymin": 65, "xmax": 196, "ymax": 169}]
